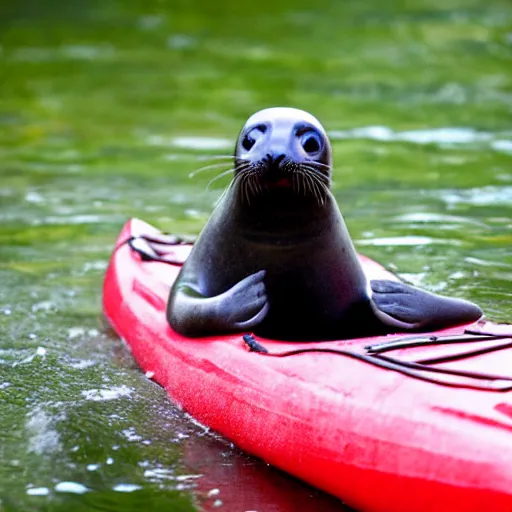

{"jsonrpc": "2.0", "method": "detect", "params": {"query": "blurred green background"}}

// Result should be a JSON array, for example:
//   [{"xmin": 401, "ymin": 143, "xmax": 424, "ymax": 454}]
[{"xmin": 1, "ymin": 0, "xmax": 511, "ymax": 510}]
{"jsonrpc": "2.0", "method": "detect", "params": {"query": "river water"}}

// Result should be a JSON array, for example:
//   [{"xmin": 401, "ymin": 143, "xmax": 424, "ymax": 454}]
[{"xmin": 1, "ymin": 0, "xmax": 511, "ymax": 510}]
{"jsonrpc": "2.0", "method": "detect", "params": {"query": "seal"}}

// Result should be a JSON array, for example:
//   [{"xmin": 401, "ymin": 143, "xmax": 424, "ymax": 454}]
[{"xmin": 167, "ymin": 107, "xmax": 482, "ymax": 340}]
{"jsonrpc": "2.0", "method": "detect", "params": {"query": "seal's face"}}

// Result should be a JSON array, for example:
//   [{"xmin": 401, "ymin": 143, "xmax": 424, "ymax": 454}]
[{"xmin": 233, "ymin": 108, "xmax": 332, "ymax": 205}]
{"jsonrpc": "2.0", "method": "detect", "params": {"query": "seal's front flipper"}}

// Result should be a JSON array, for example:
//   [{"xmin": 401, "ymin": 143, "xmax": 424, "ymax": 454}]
[
  {"xmin": 167, "ymin": 270, "xmax": 269, "ymax": 337},
  {"xmin": 370, "ymin": 279, "xmax": 483, "ymax": 331},
  {"xmin": 221, "ymin": 271, "xmax": 269, "ymax": 329}
]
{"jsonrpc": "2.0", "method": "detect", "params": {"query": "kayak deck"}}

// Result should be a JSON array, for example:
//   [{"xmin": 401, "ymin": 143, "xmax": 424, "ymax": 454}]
[{"xmin": 103, "ymin": 218, "xmax": 512, "ymax": 512}]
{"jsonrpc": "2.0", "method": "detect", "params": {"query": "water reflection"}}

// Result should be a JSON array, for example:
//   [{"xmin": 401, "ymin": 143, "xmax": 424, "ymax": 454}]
[{"xmin": 182, "ymin": 432, "xmax": 350, "ymax": 511}]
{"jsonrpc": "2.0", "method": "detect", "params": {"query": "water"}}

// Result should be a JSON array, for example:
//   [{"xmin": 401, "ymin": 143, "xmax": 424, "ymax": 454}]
[{"xmin": 1, "ymin": 0, "xmax": 511, "ymax": 510}]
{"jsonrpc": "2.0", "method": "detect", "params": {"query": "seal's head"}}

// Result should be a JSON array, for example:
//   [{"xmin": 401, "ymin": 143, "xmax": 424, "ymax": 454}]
[{"xmin": 233, "ymin": 108, "xmax": 332, "ymax": 204}]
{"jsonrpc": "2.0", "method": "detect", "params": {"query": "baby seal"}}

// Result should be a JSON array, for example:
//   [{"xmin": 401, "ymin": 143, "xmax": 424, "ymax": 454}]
[{"xmin": 167, "ymin": 108, "xmax": 482, "ymax": 341}]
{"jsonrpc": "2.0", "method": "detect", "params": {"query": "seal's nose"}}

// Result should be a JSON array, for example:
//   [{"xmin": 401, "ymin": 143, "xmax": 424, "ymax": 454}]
[
  {"xmin": 264, "ymin": 153, "xmax": 286, "ymax": 168},
  {"xmin": 263, "ymin": 153, "xmax": 290, "ymax": 186}
]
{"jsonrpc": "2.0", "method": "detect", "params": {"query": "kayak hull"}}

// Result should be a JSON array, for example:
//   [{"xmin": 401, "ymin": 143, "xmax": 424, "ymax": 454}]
[{"xmin": 103, "ymin": 218, "xmax": 512, "ymax": 512}]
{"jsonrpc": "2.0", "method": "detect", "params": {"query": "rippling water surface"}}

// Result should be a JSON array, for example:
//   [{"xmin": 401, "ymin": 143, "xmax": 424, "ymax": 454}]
[{"xmin": 1, "ymin": 0, "xmax": 511, "ymax": 510}]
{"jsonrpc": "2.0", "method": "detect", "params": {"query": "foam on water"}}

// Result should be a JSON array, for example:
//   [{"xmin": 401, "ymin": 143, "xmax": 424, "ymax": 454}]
[
  {"xmin": 81, "ymin": 385, "xmax": 133, "ymax": 402},
  {"xmin": 31, "ymin": 214, "xmax": 119, "ymax": 226},
  {"xmin": 122, "ymin": 427, "xmax": 143, "ymax": 442},
  {"xmin": 11, "ymin": 44, "xmax": 115, "ymax": 62},
  {"xmin": 328, "ymin": 126, "xmax": 511, "ymax": 149},
  {"xmin": 54, "ymin": 482, "xmax": 88, "ymax": 494},
  {"xmin": 356, "ymin": 236, "xmax": 442, "ymax": 246},
  {"xmin": 146, "ymin": 135, "xmax": 232, "ymax": 150},
  {"xmin": 437, "ymin": 186, "xmax": 512, "ymax": 207},
  {"xmin": 393, "ymin": 212, "xmax": 486, "ymax": 226},
  {"xmin": 491, "ymin": 140, "xmax": 512, "ymax": 153},
  {"xmin": 26, "ymin": 408, "xmax": 61, "ymax": 455},
  {"xmin": 13, "ymin": 347, "xmax": 47, "ymax": 367},
  {"xmin": 113, "ymin": 483, "xmax": 142, "ymax": 492},
  {"xmin": 26, "ymin": 487, "xmax": 50, "ymax": 496}
]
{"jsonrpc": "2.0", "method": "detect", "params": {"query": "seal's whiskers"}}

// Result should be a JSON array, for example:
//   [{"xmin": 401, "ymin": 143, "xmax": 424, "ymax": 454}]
[
  {"xmin": 197, "ymin": 155, "xmax": 235, "ymax": 161},
  {"xmin": 206, "ymin": 168, "xmax": 236, "ymax": 190},
  {"xmin": 189, "ymin": 161, "xmax": 233, "ymax": 178}
]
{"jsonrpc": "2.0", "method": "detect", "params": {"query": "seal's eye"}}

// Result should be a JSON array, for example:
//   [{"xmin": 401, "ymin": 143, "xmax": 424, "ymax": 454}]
[
  {"xmin": 301, "ymin": 131, "xmax": 322, "ymax": 154},
  {"xmin": 241, "ymin": 125, "xmax": 266, "ymax": 151}
]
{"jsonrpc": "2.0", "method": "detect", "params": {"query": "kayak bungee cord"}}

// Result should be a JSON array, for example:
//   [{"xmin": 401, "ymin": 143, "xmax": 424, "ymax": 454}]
[
  {"xmin": 123, "ymin": 234, "xmax": 512, "ymax": 392},
  {"xmin": 115, "ymin": 234, "xmax": 191, "ymax": 265},
  {"xmin": 242, "ymin": 334, "xmax": 512, "ymax": 392},
  {"xmin": 365, "ymin": 333, "xmax": 510, "ymax": 353}
]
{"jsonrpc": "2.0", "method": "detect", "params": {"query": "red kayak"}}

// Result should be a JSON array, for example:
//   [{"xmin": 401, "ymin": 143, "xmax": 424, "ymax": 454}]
[{"xmin": 103, "ymin": 218, "xmax": 512, "ymax": 512}]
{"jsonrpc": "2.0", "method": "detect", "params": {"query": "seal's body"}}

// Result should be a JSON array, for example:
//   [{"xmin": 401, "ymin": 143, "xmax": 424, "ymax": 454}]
[
  {"xmin": 167, "ymin": 108, "xmax": 482, "ymax": 340},
  {"xmin": 173, "ymin": 186, "xmax": 376, "ymax": 340}
]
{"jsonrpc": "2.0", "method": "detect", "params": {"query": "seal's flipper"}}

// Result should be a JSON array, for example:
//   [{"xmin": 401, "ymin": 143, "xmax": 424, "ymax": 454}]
[
  {"xmin": 370, "ymin": 279, "xmax": 483, "ymax": 331},
  {"xmin": 167, "ymin": 270, "xmax": 269, "ymax": 337}
]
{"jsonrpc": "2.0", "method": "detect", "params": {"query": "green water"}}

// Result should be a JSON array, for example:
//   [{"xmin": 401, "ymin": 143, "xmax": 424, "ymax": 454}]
[{"xmin": 1, "ymin": 0, "xmax": 511, "ymax": 510}]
